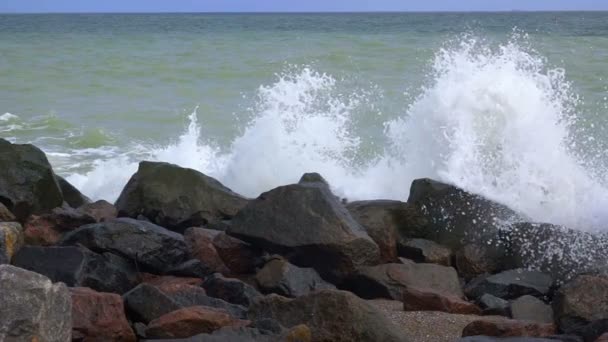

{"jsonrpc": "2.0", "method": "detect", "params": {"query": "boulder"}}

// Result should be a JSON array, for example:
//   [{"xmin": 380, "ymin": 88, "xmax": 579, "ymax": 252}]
[
  {"xmin": 255, "ymin": 257, "xmax": 335, "ymax": 297},
  {"xmin": 402, "ymin": 287, "xmax": 482, "ymax": 314},
  {"xmin": 0, "ymin": 139, "xmax": 64, "ymax": 220},
  {"xmin": 115, "ymin": 161, "xmax": 248, "ymax": 231},
  {"xmin": 56, "ymin": 175, "xmax": 91, "ymax": 208},
  {"xmin": 0, "ymin": 264, "xmax": 71, "ymax": 341},
  {"xmin": 398, "ymin": 238, "xmax": 453, "ymax": 266},
  {"xmin": 0, "ymin": 222, "xmax": 23, "ymax": 264},
  {"xmin": 141, "ymin": 274, "xmax": 203, "ymax": 294},
  {"xmin": 145, "ymin": 306, "xmax": 250, "ymax": 339},
  {"xmin": 228, "ymin": 181, "xmax": 380, "ymax": 282},
  {"xmin": 203, "ymin": 273, "xmax": 261, "ymax": 306},
  {"xmin": 249, "ymin": 289, "xmax": 409, "ymax": 342},
  {"xmin": 343, "ymin": 260, "xmax": 463, "ymax": 300},
  {"xmin": 346, "ymin": 200, "xmax": 406, "ymax": 262},
  {"xmin": 140, "ymin": 326, "xmax": 283, "ymax": 342},
  {"xmin": 185, "ymin": 227, "xmax": 230, "ymax": 274},
  {"xmin": 212, "ymin": 232, "xmax": 262, "ymax": 274},
  {"xmin": 511, "ymin": 295, "xmax": 553, "ymax": 324},
  {"xmin": 167, "ymin": 285, "xmax": 248, "ymax": 319},
  {"xmin": 166, "ymin": 259, "xmax": 211, "ymax": 278},
  {"xmin": 553, "ymin": 275, "xmax": 608, "ymax": 334},
  {"xmin": 478, "ymin": 293, "xmax": 510, "ymax": 317},
  {"xmin": 123, "ymin": 284, "xmax": 182, "ymax": 324},
  {"xmin": 60, "ymin": 217, "xmax": 189, "ymax": 274},
  {"xmin": 78, "ymin": 199, "xmax": 118, "ymax": 222},
  {"xmin": 23, "ymin": 205, "xmax": 97, "ymax": 246},
  {"xmin": 12, "ymin": 245, "xmax": 138, "ymax": 294},
  {"xmin": 465, "ymin": 269, "xmax": 553, "ymax": 300},
  {"xmin": 457, "ymin": 337, "xmax": 571, "ymax": 342},
  {"xmin": 462, "ymin": 319, "xmax": 556, "ymax": 338},
  {"xmin": 456, "ymin": 243, "xmax": 504, "ymax": 280},
  {"xmin": 0, "ymin": 202, "xmax": 16, "ymax": 222},
  {"xmin": 70, "ymin": 287, "xmax": 136, "ymax": 341}
]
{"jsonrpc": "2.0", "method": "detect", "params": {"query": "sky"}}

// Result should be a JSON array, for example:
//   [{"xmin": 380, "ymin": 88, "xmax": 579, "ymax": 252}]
[{"xmin": 1, "ymin": 0, "xmax": 607, "ymax": 13}]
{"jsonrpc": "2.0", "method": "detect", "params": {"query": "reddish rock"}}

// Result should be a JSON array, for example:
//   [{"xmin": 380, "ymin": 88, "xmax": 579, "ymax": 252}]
[
  {"xmin": 455, "ymin": 244, "xmax": 502, "ymax": 280},
  {"xmin": 596, "ymin": 332, "xmax": 608, "ymax": 342},
  {"xmin": 462, "ymin": 319, "xmax": 557, "ymax": 338},
  {"xmin": 78, "ymin": 200, "xmax": 117, "ymax": 222},
  {"xmin": 24, "ymin": 206, "xmax": 96, "ymax": 245},
  {"xmin": 144, "ymin": 306, "xmax": 250, "ymax": 339},
  {"xmin": 70, "ymin": 287, "xmax": 136, "ymax": 342},
  {"xmin": 141, "ymin": 274, "xmax": 204, "ymax": 294},
  {"xmin": 213, "ymin": 232, "xmax": 260, "ymax": 274},
  {"xmin": 403, "ymin": 287, "xmax": 481, "ymax": 314},
  {"xmin": 0, "ymin": 202, "xmax": 16, "ymax": 222},
  {"xmin": 184, "ymin": 227, "xmax": 230, "ymax": 274}
]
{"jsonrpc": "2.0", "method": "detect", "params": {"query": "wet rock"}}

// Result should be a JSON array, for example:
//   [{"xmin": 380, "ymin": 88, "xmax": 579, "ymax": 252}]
[
  {"xmin": 478, "ymin": 293, "xmax": 511, "ymax": 317},
  {"xmin": 465, "ymin": 269, "xmax": 553, "ymax": 300},
  {"xmin": 0, "ymin": 139, "xmax": 64, "ymax": 221},
  {"xmin": 298, "ymin": 172, "xmax": 329, "ymax": 186},
  {"xmin": 402, "ymin": 287, "xmax": 482, "ymax": 314},
  {"xmin": 0, "ymin": 264, "xmax": 71, "ymax": 342},
  {"xmin": 212, "ymin": 232, "xmax": 261, "ymax": 274},
  {"xmin": 60, "ymin": 217, "xmax": 189, "ymax": 274},
  {"xmin": 398, "ymin": 238, "xmax": 453, "ymax": 266},
  {"xmin": 23, "ymin": 205, "xmax": 96, "ymax": 246},
  {"xmin": 456, "ymin": 243, "xmax": 503, "ymax": 280},
  {"xmin": 346, "ymin": 200, "xmax": 407, "ymax": 263},
  {"xmin": 203, "ymin": 273, "xmax": 261, "ymax": 306},
  {"xmin": 123, "ymin": 283, "xmax": 182, "ymax": 324},
  {"xmin": 462, "ymin": 319, "xmax": 557, "ymax": 338},
  {"xmin": 70, "ymin": 287, "xmax": 136, "ymax": 342},
  {"xmin": 145, "ymin": 306, "xmax": 250, "ymax": 339},
  {"xmin": 13, "ymin": 245, "xmax": 138, "ymax": 294},
  {"xmin": 56, "ymin": 175, "xmax": 91, "ymax": 208},
  {"xmin": 184, "ymin": 227, "xmax": 230, "ymax": 274},
  {"xmin": 255, "ymin": 256, "xmax": 335, "ymax": 297},
  {"xmin": 343, "ymin": 260, "xmax": 463, "ymax": 300},
  {"xmin": 250, "ymin": 289, "xmax": 409, "ymax": 342},
  {"xmin": 553, "ymin": 275, "xmax": 608, "ymax": 334},
  {"xmin": 0, "ymin": 202, "xmax": 16, "ymax": 222},
  {"xmin": 77, "ymin": 199, "xmax": 118, "ymax": 222},
  {"xmin": 228, "ymin": 180, "xmax": 380, "ymax": 282},
  {"xmin": 0, "ymin": 222, "xmax": 23, "ymax": 264},
  {"xmin": 511, "ymin": 295, "xmax": 553, "ymax": 324},
  {"xmin": 115, "ymin": 161, "xmax": 248, "ymax": 231}
]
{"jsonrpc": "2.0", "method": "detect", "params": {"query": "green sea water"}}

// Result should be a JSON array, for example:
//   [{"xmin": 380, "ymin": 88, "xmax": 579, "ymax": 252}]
[{"xmin": 1, "ymin": 13, "xmax": 608, "ymax": 230}]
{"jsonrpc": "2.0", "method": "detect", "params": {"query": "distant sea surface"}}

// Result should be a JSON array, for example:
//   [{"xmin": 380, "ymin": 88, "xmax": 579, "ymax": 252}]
[{"xmin": 2, "ymin": 13, "xmax": 608, "ymax": 230}]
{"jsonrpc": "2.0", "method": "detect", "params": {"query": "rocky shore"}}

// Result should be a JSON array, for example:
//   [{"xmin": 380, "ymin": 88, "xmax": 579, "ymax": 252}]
[{"xmin": 1, "ymin": 137, "xmax": 608, "ymax": 342}]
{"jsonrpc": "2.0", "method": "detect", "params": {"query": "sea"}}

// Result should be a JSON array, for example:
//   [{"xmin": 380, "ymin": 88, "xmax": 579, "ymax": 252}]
[{"xmin": 1, "ymin": 12, "xmax": 608, "ymax": 231}]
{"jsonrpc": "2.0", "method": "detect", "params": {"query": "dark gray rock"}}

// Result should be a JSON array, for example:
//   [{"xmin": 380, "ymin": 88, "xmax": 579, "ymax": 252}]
[
  {"xmin": 59, "ymin": 217, "xmax": 189, "ymax": 274},
  {"xmin": 511, "ymin": 295, "xmax": 553, "ymax": 324},
  {"xmin": 228, "ymin": 181, "xmax": 380, "ymax": 282},
  {"xmin": 465, "ymin": 269, "xmax": 553, "ymax": 300},
  {"xmin": 456, "ymin": 337, "xmax": 571, "ymax": 342},
  {"xmin": 478, "ymin": 293, "xmax": 510, "ymax": 317},
  {"xmin": 166, "ymin": 259, "xmax": 212, "ymax": 278},
  {"xmin": 167, "ymin": 285, "xmax": 247, "ymax": 319},
  {"xmin": 0, "ymin": 139, "xmax": 64, "ymax": 221},
  {"xmin": 398, "ymin": 238, "xmax": 453, "ymax": 266},
  {"xmin": 560, "ymin": 319, "xmax": 608, "ymax": 342},
  {"xmin": 298, "ymin": 172, "xmax": 329, "ymax": 187},
  {"xmin": 0, "ymin": 222, "xmax": 23, "ymax": 264},
  {"xmin": 12, "ymin": 245, "xmax": 138, "ymax": 294},
  {"xmin": 123, "ymin": 284, "xmax": 181, "ymax": 324},
  {"xmin": 0, "ymin": 264, "xmax": 71, "ymax": 341},
  {"xmin": 456, "ymin": 243, "xmax": 504, "ymax": 280},
  {"xmin": 342, "ymin": 260, "xmax": 463, "ymax": 300},
  {"xmin": 203, "ymin": 273, "xmax": 261, "ymax": 307},
  {"xmin": 140, "ymin": 326, "xmax": 280, "ymax": 342},
  {"xmin": 56, "ymin": 175, "xmax": 90, "ymax": 208},
  {"xmin": 255, "ymin": 256, "xmax": 335, "ymax": 297},
  {"xmin": 115, "ymin": 161, "xmax": 248, "ymax": 232},
  {"xmin": 553, "ymin": 274, "xmax": 608, "ymax": 334}
]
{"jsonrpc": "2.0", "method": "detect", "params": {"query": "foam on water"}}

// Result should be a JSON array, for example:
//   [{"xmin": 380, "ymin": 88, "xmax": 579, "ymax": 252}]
[{"xmin": 67, "ymin": 35, "xmax": 608, "ymax": 231}]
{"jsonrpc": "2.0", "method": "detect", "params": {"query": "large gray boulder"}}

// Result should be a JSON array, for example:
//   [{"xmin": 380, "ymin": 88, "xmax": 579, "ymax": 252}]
[
  {"xmin": 464, "ymin": 269, "xmax": 553, "ymax": 300},
  {"xmin": 115, "ymin": 161, "xmax": 248, "ymax": 231},
  {"xmin": 59, "ymin": 218, "xmax": 189, "ymax": 274},
  {"xmin": 0, "ymin": 264, "xmax": 71, "ymax": 341},
  {"xmin": 0, "ymin": 139, "xmax": 64, "ymax": 221},
  {"xmin": 228, "ymin": 179, "xmax": 380, "ymax": 282}
]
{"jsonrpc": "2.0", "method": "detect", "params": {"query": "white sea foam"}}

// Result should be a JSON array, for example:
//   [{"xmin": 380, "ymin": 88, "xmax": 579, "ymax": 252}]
[{"xmin": 0, "ymin": 113, "xmax": 18, "ymax": 121}]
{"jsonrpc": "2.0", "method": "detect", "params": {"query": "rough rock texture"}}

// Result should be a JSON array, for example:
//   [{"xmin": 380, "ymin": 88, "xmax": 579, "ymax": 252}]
[
  {"xmin": 0, "ymin": 202, "xmax": 16, "ymax": 222},
  {"xmin": 346, "ymin": 200, "xmax": 407, "ymax": 263},
  {"xmin": 23, "ymin": 205, "xmax": 96, "ymax": 246},
  {"xmin": 255, "ymin": 257, "xmax": 335, "ymax": 297},
  {"xmin": 0, "ymin": 264, "xmax": 71, "ymax": 342},
  {"xmin": 56, "ymin": 175, "xmax": 91, "ymax": 208},
  {"xmin": 13, "ymin": 245, "xmax": 138, "ymax": 294},
  {"xmin": 403, "ymin": 287, "xmax": 482, "ymax": 314},
  {"xmin": 184, "ymin": 227, "xmax": 230, "ymax": 274},
  {"xmin": 167, "ymin": 285, "xmax": 248, "ymax": 319},
  {"xmin": 0, "ymin": 222, "xmax": 23, "ymax": 264},
  {"xmin": 78, "ymin": 200, "xmax": 118, "ymax": 222},
  {"xmin": 203, "ymin": 273, "xmax": 261, "ymax": 306},
  {"xmin": 142, "ymin": 274, "xmax": 204, "ymax": 294},
  {"xmin": 140, "ymin": 326, "xmax": 283, "ymax": 342},
  {"xmin": 465, "ymin": 269, "xmax": 553, "ymax": 300},
  {"xmin": 462, "ymin": 319, "xmax": 557, "ymax": 338},
  {"xmin": 115, "ymin": 161, "xmax": 248, "ymax": 231},
  {"xmin": 60, "ymin": 217, "xmax": 189, "ymax": 274},
  {"xmin": 398, "ymin": 238, "xmax": 453, "ymax": 266},
  {"xmin": 511, "ymin": 295, "xmax": 553, "ymax": 324},
  {"xmin": 70, "ymin": 287, "xmax": 136, "ymax": 342},
  {"xmin": 343, "ymin": 260, "xmax": 463, "ymax": 300},
  {"xmin": 456, "ymin": 244, "xmax": 503, "ymax": 280},
  {"xmin": 145, "ymin": 306, "xmax": 250, "ymax": 339},
  {"xmin": 0, "ymin": 139, "xmax": 64, "ymax": 220},
  {"xmin": 228, "ymin": 181, "xmax": 380, "ymax": 282},
  {"xmin": 249, "ymin": 290, "xmax": 410, "ymax": 342},
  {"xmin": 478, "ymin": 294, "xmax": 511, "ymax": 317},
  {"xmin": 553, "ymin": 275, "xmax": 608, "ymax": 334},
  {"xmin": 212, "ymin": 232, "xmax": 262, "ymax": 274},
  {"xmin": 457, "ymin": 338, "xmax": 570, "ymax": 342},
  {"xmin": 123, "ymin": 284, "xmax": 182, "ymax": 324}
]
